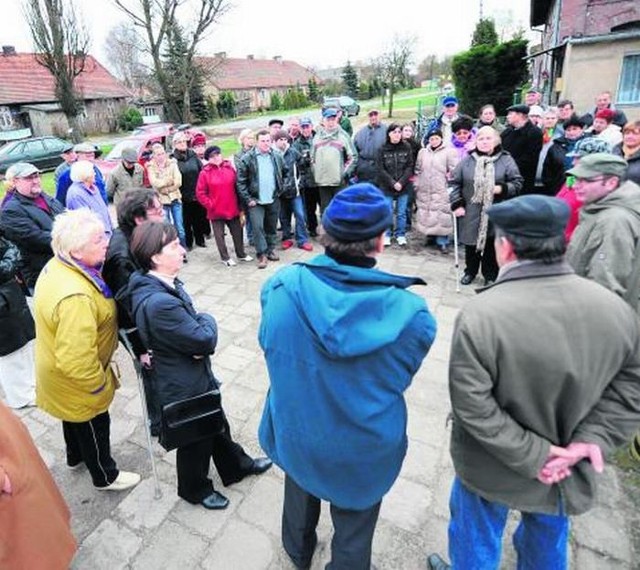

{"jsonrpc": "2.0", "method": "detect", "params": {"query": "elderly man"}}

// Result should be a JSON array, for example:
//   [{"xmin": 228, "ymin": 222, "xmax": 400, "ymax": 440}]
[
  {"xmin": 501, "ymin": 104, "xmax": 544, "ymax": 194},
  {"xmin": 0, "ymin": 163, "xmax": 64, "ymax": 294},
  {"xmin": 259, "ymin": 183, "xmax": 436, "ymax": 570},
  {"xmin": 311, "ymin": 108, "xmax": 357, "ymax": 212},
  {"xmin": 582, "ymin": 91, "xmax": 628, "ymax": 129},
  {"xmin": 55, "ymin": 142, "xmax": 107, "ymax": 205},
  {"xmin": 53, "ymin": 143, "xmax": 76, "ymax": 185},
  {"xmin": 524, "ymin": 88, "xmax": 544, "ymax": 108},
  {"xmin": 423, "ymin": 96, "xmax": 461, "ymax": 146},
  {"xmin": 106, "ymin": 147, "xmax": 145, "ymax": 206},
  {"xmin": 428, "ymin": 194, "xmax": 640, "ymax": 570},
  {"xmin": 353, "ymin": 109, "xmax": 385, "ymax": 183},
  {"xmin": 236, "ymin": 129, "xmax": 286, "ymax": 269}
]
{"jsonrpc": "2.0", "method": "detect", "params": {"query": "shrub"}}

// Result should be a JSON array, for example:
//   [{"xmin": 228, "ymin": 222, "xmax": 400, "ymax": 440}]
[{"xmin": 118, "ymin": 107, "xmax": 144, "ymax": 131}]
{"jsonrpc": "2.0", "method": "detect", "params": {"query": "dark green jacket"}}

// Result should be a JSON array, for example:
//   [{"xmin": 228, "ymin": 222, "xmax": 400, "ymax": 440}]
[{"xmin": 449, "ymin": 260, "xmax": 640, "ymax": 515}]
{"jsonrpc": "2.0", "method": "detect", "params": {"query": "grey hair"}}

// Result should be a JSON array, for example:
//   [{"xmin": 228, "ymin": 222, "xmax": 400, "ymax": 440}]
[
  {"xmin": 51, "ymin": 208, "xmax": 105, "ymax": 258},
  {"xmin": 70, "ymin": 160, "xmax": 95, "ymax": 183}
]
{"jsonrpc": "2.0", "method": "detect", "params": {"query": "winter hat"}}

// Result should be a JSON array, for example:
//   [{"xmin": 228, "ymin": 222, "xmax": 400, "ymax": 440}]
[
  {"xmin": 427, "ymin": 128, "xmax": 443, "ymax": 139},
  {"xmin": 322, "ymin": 183, "xmax": 393, "ymax": 242},
  {"xmin": 566, "ymin": 137, "xmax": 612, "ymax": 158},
  {"xmin": 451, "ymin": 115, "xmax": 474, "ymax": 133},
  {"xmin": 563, "ymin": 114, "xmax": 585, "ymax": 129},
  {"xmin": 204, "ymin": 145, "xmax": 222, "ymax": 160},
  {"xmin": 594, "ymin": 109, "xmax": 615, "ymax": 123},
  {"xmin": 191, "ymin": 133, "xmax": 207, "ymax": 146},
  {"xmin": 567, "ymin": 153, "xmax": 627, "ymax": 179}
]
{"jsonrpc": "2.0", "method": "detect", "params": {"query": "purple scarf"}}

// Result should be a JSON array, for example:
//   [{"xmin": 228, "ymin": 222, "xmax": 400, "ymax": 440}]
[{"xmin": 58, "ymin": 254, "xmax": 113, "ymax": 298}]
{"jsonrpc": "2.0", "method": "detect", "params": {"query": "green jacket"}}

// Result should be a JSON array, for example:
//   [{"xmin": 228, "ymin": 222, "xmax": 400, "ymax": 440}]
[
  {"xmin": 449, "ymin": 260, "xmax": 640, "ymax": 515},
  {"xmin": 567, "ymin": 180, "xmax": 640, "ymax": 310},
  {"xmin": 311, "ymin": 127, "xmax": 357, "ymax": 187}
]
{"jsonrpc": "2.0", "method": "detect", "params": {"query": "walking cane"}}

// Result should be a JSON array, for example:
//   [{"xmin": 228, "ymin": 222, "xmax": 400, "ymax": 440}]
[
  {"xmin": 452, "ymin": 212, "xmax": 461, "ymax": 293},
  {"xmin": 118, "ymin": 329, "xmax": 162, "ymax": 500}
]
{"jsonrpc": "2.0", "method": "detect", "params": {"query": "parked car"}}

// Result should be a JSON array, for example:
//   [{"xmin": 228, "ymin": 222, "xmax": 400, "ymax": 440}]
[
  {"xmin": 322, "ymin": 96, "xmax": 360, "ymax": 117},
  {"xmin": 95, "ymin": 133, "xmax": 163, "ymax": 179},
  {"xmin": 0, "ymin": 136, "xmax": 69, "ymax": 175}
]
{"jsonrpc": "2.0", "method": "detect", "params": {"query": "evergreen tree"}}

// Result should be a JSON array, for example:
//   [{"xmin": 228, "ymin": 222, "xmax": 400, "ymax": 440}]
[
  {"xmin": 471, "ymin": 18, "xmax": 499, "ymax": 48},
  {"xmin": 307, "ymin": 77, "xmax": 320, "ymax": 102},
  {"xmin": 342, "ymin": 61, "xmax": 359, "ymax": 98},
  {"xmin": 189, "ymin": 69, "xmax": 209, "ymax": 124},
  {"xmin": 162, "ymin": 22, "xmax": 191, "ymax": 121}
]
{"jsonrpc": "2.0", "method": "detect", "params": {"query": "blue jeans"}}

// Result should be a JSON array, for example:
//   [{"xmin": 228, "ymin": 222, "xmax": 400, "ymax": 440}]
[
  {"xmin": 280, "ymin": 196, "xmax": 310, "ymax": 246},
  {"xmin": 448, "ymin": 478, "xmax": 569, "ymax": 570},
  {"xmin": 164, "ymin": 201, "xmax": 186, "ymax": 247},
  {"xmin": 436, "ymin": 235, "xmax": 450, "ymax": 247},
  {"xmin": 385, "ymin": 193, "xmax": 409, "ymax": 238}
]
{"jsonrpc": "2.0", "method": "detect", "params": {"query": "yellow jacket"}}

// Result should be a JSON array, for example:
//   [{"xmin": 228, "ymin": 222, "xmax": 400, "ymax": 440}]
[{"xmin": 34, "ymin": 257, "xmax": 119, "ymax": 422}]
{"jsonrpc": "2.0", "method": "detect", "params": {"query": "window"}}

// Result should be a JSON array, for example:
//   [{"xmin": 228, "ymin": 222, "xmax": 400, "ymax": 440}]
[{"xmin": 618, "ymin": 53, "xmax": 640, "ymax": 104}]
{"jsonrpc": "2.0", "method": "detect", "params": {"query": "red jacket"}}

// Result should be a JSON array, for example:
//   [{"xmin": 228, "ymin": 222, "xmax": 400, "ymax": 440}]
[
  {"xmin": 556, "ymin": 182, "xmax": 582, "ymax": 242},
  {"xmin": 196, "ymin": 161, "xmax": 241, "ymax": 220}
]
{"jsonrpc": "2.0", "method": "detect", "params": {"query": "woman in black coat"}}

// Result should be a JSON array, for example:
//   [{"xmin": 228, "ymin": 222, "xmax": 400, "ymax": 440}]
[
  {"xmin": 127, "ymin": 221, "xmax": 271, "ymax": 510},
  {"xmin": 0, "ymin": 235, "xmax": 36, "ymax": 408}
]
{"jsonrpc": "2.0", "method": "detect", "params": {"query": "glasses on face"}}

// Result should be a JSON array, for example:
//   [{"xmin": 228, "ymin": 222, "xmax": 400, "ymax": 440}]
[
  {"xmin": 146, "ymin": 204, "xmax": 164, "ymax": 215},
  {"xmin": 19, "ymin": 173, "xmax": 41, "ymax": 181},
  {"xmin": 174, "ymin": 139, "xmax": 187, "ymax": 145},
  {"xmin": 575, "ymin": 176, "xmax": 607, "ymax": 185}
]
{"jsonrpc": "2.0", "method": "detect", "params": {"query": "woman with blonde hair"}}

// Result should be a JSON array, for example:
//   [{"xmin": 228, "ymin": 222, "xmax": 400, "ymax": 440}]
[
  {"xmin": 613, "ymin": 120, "xmax": 640, "ymax": 184},
  {"xmin": 66, "ymin": 160, "xmax": 113, "ymax": 238},
  {"xmin": 34, "ymin": 208, "xmax": 140, "ymax": 492}
]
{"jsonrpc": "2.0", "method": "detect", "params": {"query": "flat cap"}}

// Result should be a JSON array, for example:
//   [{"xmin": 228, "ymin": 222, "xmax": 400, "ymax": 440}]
[
  {"xmin": 507, "ymin": 104, "xmax": 530, "ymax": 115},
  {"xmin": 11, "ymin": 162, "xmax": 40, "ymax": 178},
  {"xmin": 567, "ymin": 153, "xmax": 627, "ymax": 179},
  {"xmin": 121, "ymin": 147, "xmax": 138, "ymax": 163},
  {"xmin": 487, "ymin": 195, "xmax": 569, "ymax": 239}
]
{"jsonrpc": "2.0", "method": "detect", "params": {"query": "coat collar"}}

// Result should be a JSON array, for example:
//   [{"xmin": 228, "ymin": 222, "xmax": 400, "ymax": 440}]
[{"xmin": 477, "ymin": 259, "xmax": 574, "ymax": 293}]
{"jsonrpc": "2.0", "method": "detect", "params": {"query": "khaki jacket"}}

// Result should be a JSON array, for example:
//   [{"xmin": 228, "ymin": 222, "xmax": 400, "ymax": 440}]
[
  {"xmin": 146, "ymin": 158, "xmax": 182, "ymax": 204},
  {"xmin": 34, "ymin": 258, "xmax": 119, "ymax": 422}
]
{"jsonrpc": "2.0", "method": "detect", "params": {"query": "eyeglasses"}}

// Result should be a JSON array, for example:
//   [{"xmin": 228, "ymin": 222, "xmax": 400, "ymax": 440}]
[
  {"xmin": 575, "ymin": 176, "xmax": 608, "ymax": 184},
  {"xmin": 146, "ymin": 204, "xmax": 164, "ymax": 215},
  {"xmin": 19, "ymin": 173, "xmax": 41, "ymax": 181}
]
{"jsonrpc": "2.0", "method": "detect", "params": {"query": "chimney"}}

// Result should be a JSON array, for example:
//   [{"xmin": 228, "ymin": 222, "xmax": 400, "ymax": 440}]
[
  {"xmin": 2, "ymin": 46, "xmax": 16, "ymax": 56},
  {"xmin": 273, "ymin": 55, "xmax": 282, "ymax": 63},
  {"xmin": 214, "ymin": 51, "xmax": 227, "ymax": 59},
  {"xmin": 247, "ymin": 54, "xmax": 254, "ymax": 60}
]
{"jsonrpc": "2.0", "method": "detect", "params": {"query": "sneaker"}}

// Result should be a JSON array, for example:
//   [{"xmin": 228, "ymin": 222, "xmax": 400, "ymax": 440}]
[
  {"xmin": 96, "ymin": 471, "xmax": 141, "ymax": 492},
  {"xmin": 397, "ymin": 236, "xmax": 407, "ymax": 246},
  {"xmin": 282, "ymin": 239, "xmax": 294, "ymax": 250},
  {"xmin": 66, "ymin": 459, "xmax": 84, "ymax": 471},
  {"xmin": 299, "ymin": 243, "xmax": 313, "ymax": 252},
  {"xmin": 238, "ymin": 254, "xmax": 253, "ymax": 262},
  {"xmin": 383, "ymin": 236, "xmax": 391, "ymax": 247},
  {"xmin": 222, "ymin": 258, "xmax": 237, "ymax": 267},
  {"xmin": 257, "ymin": 256, "xmax": 268, "ymax": 269},
  {"xmin": 266, "ymin": 251, "xmax": 280, "ymax": 261}
]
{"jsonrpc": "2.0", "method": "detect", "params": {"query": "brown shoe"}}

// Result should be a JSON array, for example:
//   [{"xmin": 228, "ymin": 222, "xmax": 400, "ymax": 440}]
[
  {"xmin": 266, "ymin": 251, "xmax": 280, "ymax": 261},
  {"xmin": 257, "ymin": 255, "xmax": 267, "ymax": 269}
]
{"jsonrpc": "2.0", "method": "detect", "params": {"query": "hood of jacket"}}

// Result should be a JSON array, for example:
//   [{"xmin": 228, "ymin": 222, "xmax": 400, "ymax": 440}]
[{"xmin": 268, "ymin": 254, "xmax": 426, "ymax": 359}]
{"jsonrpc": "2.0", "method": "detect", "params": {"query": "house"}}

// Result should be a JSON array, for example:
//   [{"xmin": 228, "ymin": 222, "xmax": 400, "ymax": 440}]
[
  {"xmin": 0, "ymin": 47, "xmax": 130, "ymax": 137},
  {"xmin": 528, "ymin": 0, "xmax": 640, "ymax": 119},
  {"xmin": 198, "ymin": 54, "xmax": 322, "ymax": 114}
]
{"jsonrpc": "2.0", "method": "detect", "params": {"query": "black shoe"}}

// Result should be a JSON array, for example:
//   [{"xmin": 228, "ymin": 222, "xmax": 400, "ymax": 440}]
[
  {"xmin": 427, "ymin": 553, "xmax": 451, "ymax": 570},
  {"xmin": 196, "ymin": 242, "xmax": 206, "ymax": 248},
  {"xmin": 309, "ymin": 229, "xmax": 318, "ymax": 237},
  {"xmin": 266, "ymin": 251, "xmax": 280, "ymax": 261},
  {"xmin": 201, "ymin": 491, "xmax": 230, "ymax": 510},
  {"xmin": 460, "ymin": 273, "xmax": 475, "ymax": 285},
  {"xmin": 246, "ymin": 457, "xmax": 273, "ymax": 476}
]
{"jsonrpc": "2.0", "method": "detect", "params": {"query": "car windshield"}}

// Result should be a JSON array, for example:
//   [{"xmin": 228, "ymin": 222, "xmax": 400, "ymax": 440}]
[{"xmin": 106, "ymin": 139, "xmax": 144, "ymax": 161}]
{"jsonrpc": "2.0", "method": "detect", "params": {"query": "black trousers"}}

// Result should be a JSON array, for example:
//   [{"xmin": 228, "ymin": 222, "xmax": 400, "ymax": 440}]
[
  {"xmin": 318, "ymin": 186, "xmax": 342, "ymax": 215},
  {"xmin": 464, "ymin": 237, "xmax": 498, "ymax": 282},
  {"xmin": 183, "ymin": 200, "xmax": 208, "ymax": 248},
  {"xmin": 176, "ymin": 415, "xmax": 254, "ymax": 503},
  {"xmin": 282, "ymin": 474, "xmax": 381, "ymax": 570},
  {"xmin": 62, "ymin": 411, "xmax": 119, "ymax": 487},
  {"xmin": 211, "ymin": 217, "xmax": 246, "ymax": 261},
  {"xmin": 302, "ymin": 186, "xmax": 321, "ymax": 233}
]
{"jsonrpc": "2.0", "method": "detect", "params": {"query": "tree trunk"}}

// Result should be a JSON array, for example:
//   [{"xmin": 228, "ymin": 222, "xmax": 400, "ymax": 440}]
[{"xmin": 67, "ymin": 114, "xmax": 84, "ymax": 143}]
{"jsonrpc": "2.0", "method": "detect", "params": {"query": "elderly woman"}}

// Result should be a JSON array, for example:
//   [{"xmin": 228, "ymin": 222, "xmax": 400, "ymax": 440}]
[
  {"xmin": 65, "ymin": 160, "xmax": 113, "ymax": 238},
  {"xmin": 34, "ymin": 208, "xmax": 140, "ymax": 491},
  {"xmin": 414, "ymin": 127, "xmax": 459, "ymax": 253},
  {"xmin": 172, "ymin": 132, "xmax": 207, "ymax": 250},
  {"xmin": 613, "ymin": 120, "xmax": 640, "ymax": 185},
  {"xmin": 196, "ymin": 146, "xmax": 253, "ymax": 266},
  {"xmin": 475, "ymin": 104, "xmax": 504, "ymax": 133},
  {"xmin": 146, "ymin": 142, "xmax": 186, "ymax": 248},
  {"xmin": 449, "ymin": 126, "xmax": 523, "ymax": 285},
  {"xmin": 127, "ymin": 221, "xmax": 271, "ymax": 509},
  {"xmin": 234, "ymin": 129, "xmax": 256, "ymax": 169},
  {"xmin": 0, "ymin": 163, "xmax": 19, "ymax": 209}
]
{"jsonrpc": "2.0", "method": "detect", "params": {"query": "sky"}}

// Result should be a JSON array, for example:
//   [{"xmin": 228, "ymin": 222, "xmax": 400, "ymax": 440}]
[{"xmin": 4, "ymin": 0, "xmax": 532, "ymax": 71}]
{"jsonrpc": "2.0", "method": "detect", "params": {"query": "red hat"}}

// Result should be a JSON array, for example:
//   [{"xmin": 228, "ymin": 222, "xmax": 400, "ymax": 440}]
[
  {"xmin": 191, "ymin": 133, "xmax": 207, "ymax": 146},
  {"xmin": 595, "ymin": 109, "xmax": 615, "ymax": 123}
]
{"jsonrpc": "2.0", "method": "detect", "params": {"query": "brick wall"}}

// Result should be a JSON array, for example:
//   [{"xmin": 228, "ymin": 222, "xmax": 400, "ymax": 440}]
[{"xmin": 558, "ymin": 0, "xmax": 640, "ymax": 39}]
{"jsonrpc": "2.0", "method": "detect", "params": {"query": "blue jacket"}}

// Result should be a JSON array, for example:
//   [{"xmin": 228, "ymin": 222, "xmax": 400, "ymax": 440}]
[
  {"xmin": 258, "ymin": 254, "xmax": 437, "ymax": 509},
  {"xmin": 55, "ymin": 164, "xmax": 107, "ymax": 206}
]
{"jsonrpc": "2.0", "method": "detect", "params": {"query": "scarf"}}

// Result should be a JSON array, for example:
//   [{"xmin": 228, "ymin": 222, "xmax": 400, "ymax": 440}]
[
  {"xmin": 470, "ymin": 151, "xmax": 501, "ymax": 252},
  {"xmin": 58, "ymin": 254, "xmax": 113, "ymax": 298},
  {"xmin": 622, "ymin": 144, "xmax": 640, "ymax": 159}
]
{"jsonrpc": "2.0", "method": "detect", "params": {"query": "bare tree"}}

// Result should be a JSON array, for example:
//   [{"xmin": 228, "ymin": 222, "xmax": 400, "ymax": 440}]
[
  {"xmin": 23, "ymin": 0, "xmax": 90, "ymax": 141},
  {"xmin": 104, "ymin": 21, "xmax": 149, "ymax": 91},
  {"xmin": 379, "ymin": 36, "xmax": 415, "ymax": 118},
  {"xmin": 112, "ymin": 0, "xmax": 231, "ymax": 122}
]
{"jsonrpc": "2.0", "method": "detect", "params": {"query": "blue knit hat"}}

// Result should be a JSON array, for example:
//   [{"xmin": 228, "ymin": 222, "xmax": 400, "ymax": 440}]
[{"xmin": 322, "ymin": 183, "xmax": 392, "ymax": 242}]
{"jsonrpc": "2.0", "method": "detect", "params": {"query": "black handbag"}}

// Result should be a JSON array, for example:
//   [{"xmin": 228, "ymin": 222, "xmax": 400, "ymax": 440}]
[{"xmin": 159, "ymin": 389, "xmax": 224, "ymax": 451}]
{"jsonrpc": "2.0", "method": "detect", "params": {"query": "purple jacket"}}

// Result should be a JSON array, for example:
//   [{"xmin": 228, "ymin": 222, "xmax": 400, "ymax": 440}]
[{"xmin": 66, "ymin": 182, "xmax": 113, "ymax": 238}]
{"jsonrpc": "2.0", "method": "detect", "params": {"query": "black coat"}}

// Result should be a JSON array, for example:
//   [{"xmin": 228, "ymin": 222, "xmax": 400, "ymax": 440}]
[
  {"xmin": 128, "ymin": 271, "xmax": 218, "ymax": 408},
  {"xmin": 376, "ymin": 141, "xmax": 414, "ymax": 195},
  {"xmin": 0, "ymin": 237, "xmax": 34, "ymax": 355},
  {"xmin": 173, "ymin": 149, "xmax": 202, "ymax": 202},
  {"xmin": 500, "ymin": 121, "xmax": 543, "ymax": 194},
  {"xmin": 542, "ymin": 135, "xmax": 585, "ymax": 196},
  {"xmin": 0, "ymin": 193, "xmax": 64, "ymax": 289},
  {"xmin": 613, "ymin": 143, "xmax": 640, "ymax": 186}
]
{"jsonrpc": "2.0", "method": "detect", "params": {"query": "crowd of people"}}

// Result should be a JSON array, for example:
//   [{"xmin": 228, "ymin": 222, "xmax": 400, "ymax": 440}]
[{"xmin": 1, "ymin": 87, "xmax": 640, "ymax": 570}]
